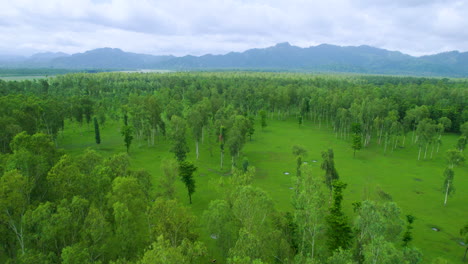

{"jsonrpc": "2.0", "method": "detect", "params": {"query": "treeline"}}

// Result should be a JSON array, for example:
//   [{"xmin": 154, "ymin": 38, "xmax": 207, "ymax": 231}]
[{"xmin": 0, "ymin": 72, "xmax": 466, "ymax": 157}]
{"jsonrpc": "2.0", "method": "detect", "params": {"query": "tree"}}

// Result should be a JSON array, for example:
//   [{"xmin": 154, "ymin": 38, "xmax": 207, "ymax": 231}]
[
  {"xmin": 460, "ymin": 224, "xmax": 468, "ymax": 261},
  {"xmin": 321, "ymin": 149, "xmax": 339, "ymax": 194},
  {"xmin": 457, "ymin": 136, "xmax": 467, "ymax": 152},
  {"xmin": 402, "ymin": 215, "xmax": 415, "ymax": 247},
  {"xmin": 168, "ymin": 115, "xmax": 189, "ymax": 162},
  {"xmin": 202, "ymin": 200, "xmax": 239, "ymax": 257},
  {"xmin": 442, "ymin": 168, "xmax": 455, "ymax": 206},
  {"xmin": 446, "ymin": 149, "xmax": 465, "ymax": 169},
  {"xmin": 148, "ymin": 199, "xmax": 198, "ymax": 246},
  {"xmin": 93, "ymin": 117, "xmax": 100, "ymax": 145},
  {"xmin": 139, "ymin": 236, "xmax": 206, "ymax": 264},
  {"xmin": 159, "ymin": 159, "xmax": 179, "ymax": 199},
  {"xmin": 327, "ymin": 248, "xmax": 357, "ymax": 264},
  {"xmin": 292, "ymin": 145, "xmax": 308, "ymax": 157},
  {"xmin": 219, "ymin": 125, "xmax": 227, "ymax": 169},
  {"xmin": 0, "ymin": 170, "xmax": 31, "ymax": 255},
  {"xmin": 247, "ymin": 115, "xmax": 255, "ymax": 141},
  {"xmin": 293, "ymin": 164, "xmax": 326, "ymax": 261},
  {"xmin": 179, "ymin": 161, "xmax": 197, "ymax": 204},
  {"xmin": 108, "ymin": 176, "xmax": 149, "ymax": 260},
  {"xmin": 259, "ymin": 110, "xmax": 267, "ymax": 130},
  {"xmin": 326, "ymin": 180, "xmax": 352, "ymax": 253},
  {"xmin": 120, "ymin": 125, "xmax": 133, "ymax": 153},
  {"xmin": 351, "ymin": 123, "xmax": 362, "ymax": 157},
  {"xmin": 187, "ymin": 106, "xmax": 203, "ymax": 159}
]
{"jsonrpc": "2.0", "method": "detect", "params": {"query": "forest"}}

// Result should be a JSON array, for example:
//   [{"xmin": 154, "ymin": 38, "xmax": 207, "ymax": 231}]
[{"xmin": 0, "ymin": 72, "xmax": 467, "ymax": 264}]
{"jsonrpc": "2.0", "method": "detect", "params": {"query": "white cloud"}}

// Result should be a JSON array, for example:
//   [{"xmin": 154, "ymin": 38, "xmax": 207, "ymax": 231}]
[{"xmin": 0, "ymin": 0, "xmax": 467, "ymax": 56}]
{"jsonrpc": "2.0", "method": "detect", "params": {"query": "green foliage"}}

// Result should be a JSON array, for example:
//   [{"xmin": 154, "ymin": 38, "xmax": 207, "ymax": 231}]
[
  {"xmin": 351, "ymin": 123, "xmax": 362, "ymax": 157},
  {"xmin": 321, "ymin": 149, "xmax": 339, "ymax": 192},
  {"xmin": 159, "ymin": 158, "xmax": 179, "ymax": 199},
  {"xmin": 445, "ymin": 149, "xmax": 464, "ymax": 168},
  {"xmin": 139, "ymin": 235, "xmax": 206, "ymax": 264},
  {"xmin": 94, "ymin": 117, "xmax": 101, "ymax": 144},
  {"xmin": 457, "ymin": 136, "xmax": 466, "ymax": 152},
  {"xmin": 168, "ymin": 115, "xmax": 189, "ymax": 162},
  {"xmin": 148, "ymin": 198, "xmax": 198, "ymax": 246},
  {"xmin": 326, "ymin": 180, "xmax": 352, "ymax": 253},
  {"xmin": 293, "ymin": 164, "xmax": 327, "ymax": 260},
  {"xmin": 460, "ymin": 224, "xmax": 468, "ymax": 261},
  {"xmin": 179, "ymin": 160, "xmax": 197, "ymax": 204},
  {"xmin": 259, "ymin": 110, "xmax": 267, "ymax": 129},
  {"xmin": 292, "ymin": 145, "xmax": 308, "ymax": 157},
  {"xmin": 402, "ymin": 215, "xmax": 415, "ymax": 247},
  {"xmin": 1, "ymin": 72, "xmax": 467, "ymax": 263},
  {"xmin": 120, "ymin": 125, "xmax": 133, "ymax": 153}
]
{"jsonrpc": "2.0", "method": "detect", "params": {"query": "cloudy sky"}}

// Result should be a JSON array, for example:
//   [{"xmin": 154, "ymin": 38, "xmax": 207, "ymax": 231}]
[{"xmin": 1, "ymin": 0, "xmax": 467, "ymax": 57}]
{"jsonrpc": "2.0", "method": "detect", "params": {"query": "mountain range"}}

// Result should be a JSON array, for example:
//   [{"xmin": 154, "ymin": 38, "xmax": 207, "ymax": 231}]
[{"xmin": 1, "ymin": 43, "xmax": 468, "ymax": 77}]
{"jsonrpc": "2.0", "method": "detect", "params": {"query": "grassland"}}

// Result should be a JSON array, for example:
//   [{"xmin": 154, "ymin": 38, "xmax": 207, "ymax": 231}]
[{"xmin": 58, "ymin": 118, "xmax": 468, "ymax": 263}]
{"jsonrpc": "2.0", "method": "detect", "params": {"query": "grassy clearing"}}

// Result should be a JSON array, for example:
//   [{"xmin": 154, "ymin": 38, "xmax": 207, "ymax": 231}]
[{"xmin": 58, "ymin": 118, "xmax": 468, "ymax": 263}]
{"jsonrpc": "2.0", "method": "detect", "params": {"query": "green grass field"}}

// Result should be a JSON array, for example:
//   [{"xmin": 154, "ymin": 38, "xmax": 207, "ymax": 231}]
[{"xmin": 57, "ymin": 118, "xmax": 468, "ymax": 263}]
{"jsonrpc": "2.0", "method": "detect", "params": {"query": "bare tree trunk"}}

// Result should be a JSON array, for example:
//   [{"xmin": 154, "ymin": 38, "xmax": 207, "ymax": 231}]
[
  {"xmin": 196, "ymin": 141, "xmax": 199, "ymax": 160},
  {"xmin": 220, "ymin": 152, "xmax": 224, "ymax": 168},
  {"xmin": 444, "ymin": 181, "xmax": 450, "ymax": 206},
  {"xmin": 201, "ymin": 126, "xmax": 204, "ymax": 144},
  {"xmin": 424, "ymin": 143, "xmax": 428, "ymax": 159}
]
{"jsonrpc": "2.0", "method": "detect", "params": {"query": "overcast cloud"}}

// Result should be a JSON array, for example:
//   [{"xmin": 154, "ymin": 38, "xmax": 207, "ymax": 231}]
[{"xmin": 1, "ymin": 0, "xmax": 467, "ymax": 56}]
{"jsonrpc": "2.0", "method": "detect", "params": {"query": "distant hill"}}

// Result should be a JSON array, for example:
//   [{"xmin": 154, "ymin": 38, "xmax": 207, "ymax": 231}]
[
  {"xmin": 50, "ymin": 48, "xmax": 174, "ymax": 69},
  {"xmin": 1, "ymin": 44, "xmax": 468, "ymax": 77}
]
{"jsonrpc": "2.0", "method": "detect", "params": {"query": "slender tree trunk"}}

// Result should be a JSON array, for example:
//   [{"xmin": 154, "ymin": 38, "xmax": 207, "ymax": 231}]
[
  {"xmin": 196, "ymin": 141, "xmax": 199, "ymax": 160},
  {"xmin": 220, "ymin": 151, "xmax": 224, "ymax": 168},
  {"xmin": 188, "ymin": 192, "xmax": 192, "ymax": 204},
  {"xmin": 430, "ymin": 144, "xmax": 434, "ymax": 159},
  {"xmin": 424, "ymin": 143, "xmax": 428, "ymax": 159},
  {"xmin": 418, "ymin": 146, "xmax": 422, "ymax": 160},
  {"xmin": 384, "ymin": 135, "xmax": 388, "ymax": 153},
  {"xmin": 444, "ymin": 181, "xmax": 450, "ymax": 206},
  {"xmin": 402, "ymin": 135, "xmax": 406, "ymax": 147},
  {"xmin": 202, "ymin": 126, "xmax": 205, "ymax": 144},
  {"xmin": 311, "ymin": 224, "xmax": 317, "ymax": 260}
]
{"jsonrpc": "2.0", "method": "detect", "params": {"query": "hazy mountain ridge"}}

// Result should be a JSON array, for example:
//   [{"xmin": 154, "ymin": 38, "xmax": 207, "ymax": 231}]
[{"xmin": 1, "ymin": 43, "xmax": 468, "ymax": 77}]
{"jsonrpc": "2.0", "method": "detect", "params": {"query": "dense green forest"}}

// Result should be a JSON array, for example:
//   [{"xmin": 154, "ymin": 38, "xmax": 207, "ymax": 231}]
[{"xmin": 0, "ymin": 72, "xmax": 467, "ymax": 263}]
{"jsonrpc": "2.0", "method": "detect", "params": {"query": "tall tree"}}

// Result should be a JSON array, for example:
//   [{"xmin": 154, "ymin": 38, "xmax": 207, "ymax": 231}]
[
  {"xmin": 179, "ymin": 161, "xmax": 197, "ymax": 204},
  {"xmin": 321, "ymin": 149, "xmax": 339, "ymax": 194},
  {"xmin": 187, "ymin": 106, "xmax": 203, "ymax": 160},
  {"xmin": 159, "ymin": 159, "xmax": 179, "ymax": 199},
  {"xmin": 0, "ymin": 170, "xmax": 30, "ymax": 256},
  {"xmin": 259, "ymin": 110, "xmax": 267, "ymax": 130},
  {"xmin": 446, "ymin": 149, "xmax": 465, "ymax": 169},
  {"xmin": 120, "ymin": 125, "xmax": 133, "ymax": 153},
  {"xmin": 442, "ymin": 168, "xmax": 455, "ymax": 206},
  {"xmin": 219, "ymin": 125, "xmax": 227, "ymax": 169},
  {"xmin": 293, "ymin": 164, "xmax": 326, "ymax": 261},
  {"xmin": 168, "ymin": 115, "xmax": 189, "ymax": 162},
  {"xmin": 325, "ymin": 180, "xmax": 352, "ymax": 253},
  {"xmin": 351, "ymin": 123, "xmax": 362, "ymax": 157},
  {"xmin": 93, "ymin": 117, "xmax": 100, "ymax": 145}
]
